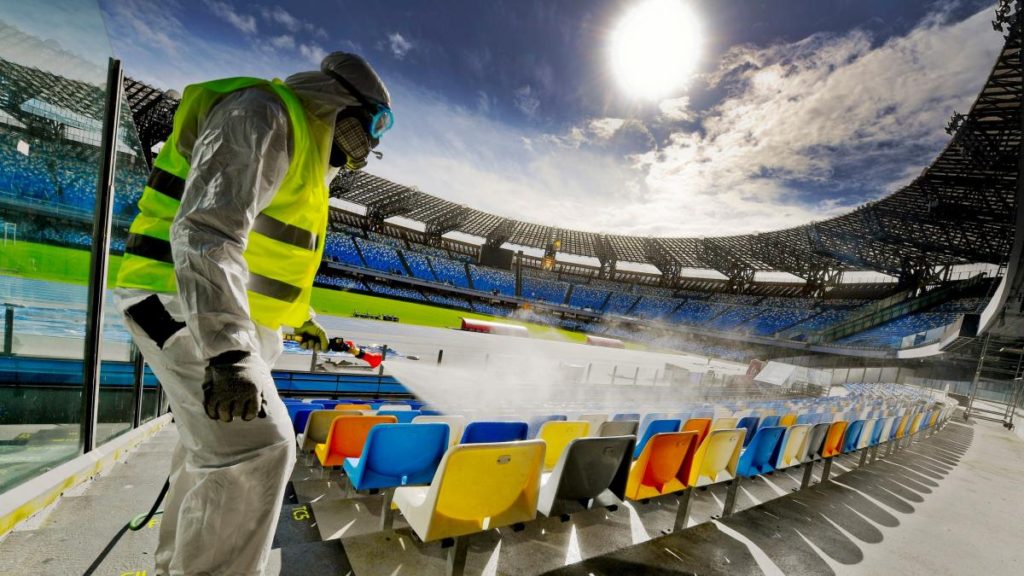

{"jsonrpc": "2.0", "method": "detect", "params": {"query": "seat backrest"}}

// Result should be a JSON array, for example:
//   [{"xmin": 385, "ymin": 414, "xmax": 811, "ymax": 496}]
[
  {"xmin": 822, "ymin": 421, "xmax": 849, "ymax": 458},
  {"xmin": 579, "ymin": 414, "xmax": 609, "ymax": 436},
  {"xmin": 633, "ymin": 419, "xmax": 682, "ymax": 459},
  {"xmin": 379, "ymin": 404, "xmax": 412, "ymax": 411},
  {"xmin": 461, "ymin": 421, "xmax": 528, "ymax": 444},
  {"xmin": 736, "ymin": 416, "xmax": 760, "ymax": 447},
  {"xmin": 842, "ymin": 420, "xmax": 866, "ymax": 453},
  {"xmin": 625, "ymin": 431, "xmax": 698, "ymax": 500},
  {"xmin": 326, "ymin": 415, "xmax": 399, "ymax": 459},
  {"xmin": 712, "ymin": 417, "xmax": 739, "ymax": 431},
  {"xmin": 688, "ymin": 428, "xmax": 745, "ymax": 487},
  {"xmin": 528, "ymin": 415, "xmax": 568, "ymax": 439},
  {"xmin": 539, "ymin": 435, "xmax": 635, "ymax": 516},
  {"xmin": 424, "ymin": 440, "xmax": 545, "ymax": 539},
  {"xmin": 350, "ymin": 423, "xmax": 449, "ymax": 490},
  {"xmin": 776, "ymin": 424, "xmax": 812, "ymax": 469},
  {"xmin": 638, "ymin": 413, "xmax": 673, "ymax": 438},
  {"xmin": 377, "ymin": 410, "xmax": 422, "ymax": 424},
  {"xmin": 292, "ymin": 408, "xmax": 318, "ymax": 434},
  {"xmin": 737, "ymin": 426, "xmax": 787, "ymax": 477},
  {"xmin": 805, "ymin": 422, "xmax": 831, "ymax": 460},
  {"xmin": 412, "ymin": 415, "xmax": 466, "ymax": 446},
  {"xmin": 612, "ymin": 413, "xmax": 641, "ymax": 422},
  {"xmin": 288, "ymin": 402, "xmax": 324, "ymax": 423},
  {"xmin": 598, "ymin": 420, "xmax": 638, "ymax": 437},
  {"xmin": 302, "ymin": 410, "xmax": 340, "ymax": 445},
  {"xmin": 336, "ymin": 404, "xmax": 372, "ymax": 411},
  {"xmin": 680, "ymin": 417, "xmax": 712, "ymax": 447},
  {"xmin": 760, "ymin": 415, "xmax": 781, "ymax": 428},
  {"xmin": 858, "ymin": 419, "xmax": 876, "ymax": 449},
  {"xmin": 538, "ymin": 421, "xmax": 590, "ymax": 470},
  {"xmin": 910, "ymin": 412, "xmax": 924, "ymax": 433},
  {"xmin": 893, "ymin": 414, "xmax": 909, "ymax": 439}
]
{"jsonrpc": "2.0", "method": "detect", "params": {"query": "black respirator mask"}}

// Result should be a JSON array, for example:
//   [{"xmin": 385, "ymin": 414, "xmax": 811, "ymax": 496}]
[{"xmin": 330, "ymin": 110, "xmax": 380, "ymax": 170}]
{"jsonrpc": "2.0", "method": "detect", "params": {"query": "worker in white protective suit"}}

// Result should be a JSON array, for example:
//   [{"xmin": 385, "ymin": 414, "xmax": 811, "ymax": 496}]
[{"xmin": 113, "ymin": 52, "xmax": 393, "ymax": 575}]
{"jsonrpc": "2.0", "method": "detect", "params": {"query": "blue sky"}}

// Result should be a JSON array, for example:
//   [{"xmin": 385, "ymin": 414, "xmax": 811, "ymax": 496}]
[{"xmin": 91, "ymin": 0, "xmax": 1002, "ymax": 238}]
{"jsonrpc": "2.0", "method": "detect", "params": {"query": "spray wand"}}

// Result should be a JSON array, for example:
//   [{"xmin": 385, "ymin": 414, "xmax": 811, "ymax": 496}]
[{"xmin": 283, "ymin": 334, "xmax": 384, "ymax": 368}]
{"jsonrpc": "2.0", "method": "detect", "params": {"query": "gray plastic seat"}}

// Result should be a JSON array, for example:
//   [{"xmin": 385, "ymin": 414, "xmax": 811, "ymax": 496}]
[
  {"xmin": 804, "ymin": 422, "xmax": 831, "ymax": 461},
  {"xmin": 598, "ymin": 420, "xmax": 638, "ymax": 437},
  {"xmin": 537, "ymin": 435, "xmax": 635, "ymax": 517}
]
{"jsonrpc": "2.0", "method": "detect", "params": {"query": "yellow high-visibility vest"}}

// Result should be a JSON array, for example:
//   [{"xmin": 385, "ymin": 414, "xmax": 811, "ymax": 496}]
[{"xmin": 116, "ymin": 77, "xmax": 331, "ymax": 329}]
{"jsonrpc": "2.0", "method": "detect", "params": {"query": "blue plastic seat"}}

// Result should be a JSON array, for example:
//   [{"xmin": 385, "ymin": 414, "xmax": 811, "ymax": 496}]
[
  {"xmin": 527, "ymin": 414, "xmax": 567, "ymax": 439},
  {"xmin": 796, "ymin": 414, "xmax": 815, "ymax": 425},
  {"xmin": 343, "ymin": 423, "xmax": 450, "ymax": 491},
  {"xmin": 460, "ymin": 421, "xmax": 528, "ymax": 444},
  {"xmin": 292, "ymin": 408, "xmax": 319, "ymax": 435},
  {"xmin": 633, "ymin": 419, "xmax": 681, "ymax": 459},
  {"xmin": 842, "ymin": 420, "xmax": 866, "ymax": 453},
  {"xmin": 612, "ymin": 413, "xmax": 640, "ymax": 422},
  {"xmin": 736, "ymin": 416, "xmax": 760, "ymax": 447},
  {"xmin": 760, "ymin": 415, "xmax": 781, "ymax": 428},
  {"xmin": 870, "ymin": 419, "xmax": 886, "ymax": 446},
  {"xmin": 377, "ymin": 410, "xmax": 422, "ymax": 424},
  {"xmin": 736, "ymin": 426, "xmax": 786, "ymax": 477}
]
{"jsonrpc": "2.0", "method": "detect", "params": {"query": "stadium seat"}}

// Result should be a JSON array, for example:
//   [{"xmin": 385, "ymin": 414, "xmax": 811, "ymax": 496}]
[
  {"xmin": 817, "ymin": 420, "xmax": 849, "ymax": 483},
  {"xmin": 537, "ymin": 435, "xmax": 635, "ymax": 517},
  {"xmin": 799, "ymin": 422, "xmax": 833, "ymax": 489},
  {"xmin": 292, "ymin": 407, "xmax": 318, "ymax": 435},
  {"xmin": 377, "ymin": 410, "xmax": 422, "ymax": 423},
  {"xmin": 528, "ymin": 414, "xmax": 568, "ymax": 439},
  {"xmin": 336, "ymin": 404, "xmax": 372, "ymax": 411},
  {"xmin": 288, "ymin": 402, "xmax": 324, "ymax": 427},
  {"xmin": 736, "ymin": 416, "xmax": 760, "ymax": 447},
  {"xmin": 412, "ymin": 415, "xmax": 466, "ymax": 447},
  {"xmin": 633, "ymin": 419, "xmax": 682, "ymax": 459},
  {"xmin": 688, "ymin": 428, "xmax": 745, "ymax": 487},
  {"xmin": 343, "ymin": 423, "xmax": 450, "ymax": 529},
  {"xmin": 759, "ymin": 415, "xmax": 781, "ymax": 428},
  {"xmin": 842, "ymin": 420, "xmax": 866, "ymax": 454},
  {"xmin": 776, "ymin": 424, "xmax": 812, "ymax": 470},
  {"xmin": 598, "ymin": 420, "xmax": 638, "ymax": 437},
  {"xmin": 314, "ymin": 415, "xmax": 398, "ymax": 468},
  {"xmin": 779, "ymin": 414, "xmax": 798, "ymax": 427},
  {"xmin": 579, "ymin": 413, "xmax": 609, "ymax": 436},
  {"xmin": 393, "ymin": 440, "xmax": 545, "ymax": 575},
  {"xmin": 460, "ymin": 421, "xmax": 528, "ymax": 444},
  {"xmin": 712, "ymin": 417, "xmax": 739, "ymax": 431},
  {"xmin": 612, "ymin": 413, "xmax": 641, "ymax": 422},
  {"xmin": 378, "ymin": 404, "xmax": 412, "ymax": 411},
  {"xmin": 625, "ymin": 431, "xmax": 698, "ymax": 500},
  {"xmin": 724, "ymin": 425, "xmax": 787, "ymax": 515},
  {"xmin": 296, "ymin": 410, "xmax": 338, "ymax": 455},
  {"xmin": 538, "ymin": 421, "xmax": 590, "ymax": 471},
  {"xmin": 681, "ymin": 417, "xmax": 712, "ymax": 447}
]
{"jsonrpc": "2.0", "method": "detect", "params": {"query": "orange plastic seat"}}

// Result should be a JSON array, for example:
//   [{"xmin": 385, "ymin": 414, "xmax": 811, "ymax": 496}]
[
  {"xmin": 314, "ymin": 415, "xmax": 397, "ymax": 467},
  {"xmin": 336, "ymin": 404, "xmax": 372, "ymax": 411},
  {"xmin": 681, "ymin": 418, "xmax": 712, "ymax": 447},
  {"xmin": 820, "ymin": 421, "xmax": 848, "ymax": 458},
  {"xmin": 625, "ymin": 431, "xmax": 698, "ymax": 500}
]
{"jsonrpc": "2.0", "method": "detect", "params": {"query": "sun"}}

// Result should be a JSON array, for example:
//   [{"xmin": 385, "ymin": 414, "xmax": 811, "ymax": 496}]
[{"xmin": 610, "ymin": 0, "xmax": 702, "ymax": 100}]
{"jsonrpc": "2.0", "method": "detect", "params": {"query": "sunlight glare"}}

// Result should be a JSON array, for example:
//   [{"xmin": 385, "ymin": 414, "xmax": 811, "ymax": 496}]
[{"xmin": 610, "ymin": 0, "xmax": 702, "ymax": 99}]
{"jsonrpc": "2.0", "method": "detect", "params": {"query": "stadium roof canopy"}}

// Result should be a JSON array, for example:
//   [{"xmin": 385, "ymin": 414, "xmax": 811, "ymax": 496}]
[{"xmin": 2, "ymin": 6, "xmax": 1017, "ymax": 289}]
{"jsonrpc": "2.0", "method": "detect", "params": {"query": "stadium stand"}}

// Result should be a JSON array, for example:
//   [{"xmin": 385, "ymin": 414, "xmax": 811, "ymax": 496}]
[
  {"xmin": 467, "ymin": 264, "xmax": 515, "ymax": 296},
  {"xmin": 521, "ymin": 275, "xmax": 570, "ymax": 304},
  {"xmin": 402, "ymin": 251, "xmax": 437, "ymax": 281},
  {"xmin": 354, "ymin": 237, "xmax": 407, "ymax": 276},
  {"xmin": 567, "ymin": 284, "xmax": 610, "ymax": 311},
  {"xmin": 429, "ymin": 257, "xmax": 471, "ymax": 288},
  {"xmin": 324, "ymin": 232, "xmax": 365, "ymax": 267}
]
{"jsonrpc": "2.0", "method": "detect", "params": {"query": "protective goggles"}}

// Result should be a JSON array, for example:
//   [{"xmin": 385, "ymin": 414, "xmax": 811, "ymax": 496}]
[{"xmin": 325, "ymin": 68, "xmax": 394, "ymax": 139}]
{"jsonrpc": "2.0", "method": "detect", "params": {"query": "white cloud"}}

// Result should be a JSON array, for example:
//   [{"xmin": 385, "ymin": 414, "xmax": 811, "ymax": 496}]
[
  {"xmin": 587, "ymin": 118, "xmax": 625, "ymax": 140},
  {"xmin": 270, "ymin": 34, "xmax": 295, "ymax": 50},
  {"xmin": 203, "ymin": 0, "xmax": 256, "ymax": 34},
  {"xmin": 514, "ymin": 84, "xmax": 540, "ymax": 117},
  {"xmin": 299, "ymin": 43, "xmax": 326, "ymax": 65},
  {"xmin": 387, "ymin": 32, "xmax": 413, "ymax": 59},
  {"xmin": 261, "ymin": 5, "xmax": 300, "ymax": 32},
  {"xmin": 658, "ymin": 96, "xmax": 693, "ymax": 121}
]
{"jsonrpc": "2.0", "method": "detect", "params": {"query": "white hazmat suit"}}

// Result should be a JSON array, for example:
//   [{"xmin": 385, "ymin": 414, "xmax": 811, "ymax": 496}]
[{"xmin": 116, "ymin": 53, "xmax": 389, "ymax": 575}]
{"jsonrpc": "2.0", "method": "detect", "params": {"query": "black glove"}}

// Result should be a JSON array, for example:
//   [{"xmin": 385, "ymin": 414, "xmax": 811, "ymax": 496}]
[
  {"xmin": 202, "ymin": 350, "xmax": 271, "ymax": 423},
  {"xmin": 295, "ymin": 318, "xmax": 329, "ymax": 351}
]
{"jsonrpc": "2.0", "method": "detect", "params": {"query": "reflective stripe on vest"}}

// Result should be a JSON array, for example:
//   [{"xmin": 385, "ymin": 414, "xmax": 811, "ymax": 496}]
[{"xmin": 115, "ymin": 76, "xmax": 332, "ymax": 328}]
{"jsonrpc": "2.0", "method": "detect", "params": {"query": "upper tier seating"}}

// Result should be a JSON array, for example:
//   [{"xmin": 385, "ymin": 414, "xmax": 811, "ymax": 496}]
[
  {"xmin": 522, "ymin": 275, "xmax": 570, "ymax": 304},
  {"xmin": 568, "ymin": 285, "xmax": 610, "ymax": 310},
  {"xmin": 354, "ymin": 237, "xmax": 406, "ymax": 276},
  {"xmin": 468, "ymin": 264, "xmax": 515, "ymax": 296},
  {"xmin": 430, "ymin": 257, "xmax": 471, "ymax": 288}
]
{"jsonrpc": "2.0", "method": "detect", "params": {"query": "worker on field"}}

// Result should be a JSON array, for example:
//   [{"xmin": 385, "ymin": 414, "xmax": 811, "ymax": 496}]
[{"xmin": 113, "ymin": 52, "xmax": 392, "ymax": 575}]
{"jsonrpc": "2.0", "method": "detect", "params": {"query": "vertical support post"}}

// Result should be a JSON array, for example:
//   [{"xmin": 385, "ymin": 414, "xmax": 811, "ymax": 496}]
[
  {"xmin": 2, "ymin": 304, "xmax": 12, "ymax": 356},
  {"xmin": 309, "ymin": 348, "xmax": 318, "ymax": 372},
  {"xmin": 585, "ymin": 363, "xmax": 592, "ymax": 384},
  {"xmin": 673, "ymin": 488, "xmax": 692, "ymax": 531},
  {"xmin": 380, "ymin": 487, "xmax": 396, "ymax": 531},
  {"xmin": 131, "ymin": 343, "xmax": 145, "ymax": 428},
  {"xmin": 611, "ymin": 365, "xmax": 617, "ymax": 385},
  {"xmin": 436, "ymin": 349, "xmax": 444, "ymax": 365},
  {"xmin": 722, "ymin": 478, "xmax": 740, "ymax": 516},
  {"xmin": 800, "ymin": 460, "xmax": 815, "ymax": 489},
  {"xmin": 858, "ymin": 448, "xmax": 868, "ymax": 468},
  {"xmin": 376, "ymin": 345, "xmax": 388, "ymax": 400},
  {"xmin": 820, "ymin": 458, "xmax": 833, "ymax": 483},
  {"xmin": 633, "ymin": 366, "xmax": 640, "ymax": 386},
  {"xmin": 965, "ymin": 333, "xmax": 991, "ymax": 420},
  {"xmin": 446, "ymin": 536, "xmax": 469, "ymax": 576},
  {"xmin": 81, "ymin": 58, "xmax": 123, "ymax": 453}
]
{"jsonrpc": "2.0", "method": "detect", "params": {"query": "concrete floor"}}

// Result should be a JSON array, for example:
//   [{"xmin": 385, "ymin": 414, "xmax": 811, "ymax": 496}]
[{"xmin": 1, "ymin": 412, "xmax": 1020, "ymax": 576}]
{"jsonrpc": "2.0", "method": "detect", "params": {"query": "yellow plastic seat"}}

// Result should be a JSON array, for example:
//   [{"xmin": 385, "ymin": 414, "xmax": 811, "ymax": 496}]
[
  {"xmin": 393, "ymin": 440, "xmax": 545, "ymax": 542},
  {"xmin": 908, "ymin": 413, "xmax": 924, "ymax": 436},
  {"xmin": 776, "ymin": 424, "xmax": 811, "ymax": 470},
  {"xmin": 624, "ymin": 431, "xmax": 698, "ymax": 500},
  {"xmin": 820, "ymin": 421, "xmax": 848, "ymax": 458},
  {"xmin": 297, "ymin": 410, "xmax": 340, "ymax": 454},
  {"xmin": 336, "ymin": 404, "xmax": 373, "ymax": 411},
  {"xmin": 688, "ymin": 428, "xmax": 745, "ymax": 487},
  {"xmin": 538, "ymin": 420, "xmax": 590, "ymax": 471},
  {"xmin": 894, "ymin": 414, "xmax": 911, "ymax": 439},
  {"xmin": 711, "ymin": 417, "xmax": 738, "ymax": 431},
  {"xmin": 928, "ymin": 409, "xmax": 940, "ymax": 428},
  {"xmin": 778, "ymin": 413, "xmax": 798, "ymax": 427}
]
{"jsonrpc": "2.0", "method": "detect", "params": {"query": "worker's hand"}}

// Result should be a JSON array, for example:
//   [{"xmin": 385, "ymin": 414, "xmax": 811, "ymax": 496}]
[
  {"xmin": 295, "ymin": 318, "xmax": 329, "ymax": 352},
  {"xmin": 202, "ymin": 351, "xmax": 270, "ymax": 423}
]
